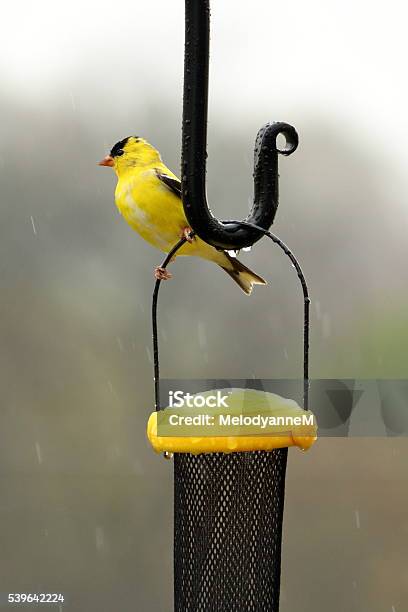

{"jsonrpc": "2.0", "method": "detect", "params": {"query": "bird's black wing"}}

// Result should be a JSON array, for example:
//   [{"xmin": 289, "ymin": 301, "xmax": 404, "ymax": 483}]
[{"xmin": 156, "ymin": 171, "xmax": 182, "ymax": 199}]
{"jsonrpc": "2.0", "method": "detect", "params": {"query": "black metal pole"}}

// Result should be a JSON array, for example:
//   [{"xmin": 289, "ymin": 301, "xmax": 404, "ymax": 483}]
[{"xmin": 182, "ymin": 0, "xmax": 298, "ymax": 251}]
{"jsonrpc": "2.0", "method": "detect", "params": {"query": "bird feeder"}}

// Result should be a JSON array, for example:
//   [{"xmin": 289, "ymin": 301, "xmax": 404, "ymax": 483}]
[{"xmin": 147, "ymin": 2, "xmax": 315, "ymax": 610}]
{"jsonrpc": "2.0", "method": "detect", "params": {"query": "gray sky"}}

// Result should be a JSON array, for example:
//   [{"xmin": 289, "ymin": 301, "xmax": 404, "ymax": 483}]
[
  {"xmin": 3, "ymin": 0, "xmax": 408, "ymax": 232},
  {"xmin": 2, "ymin": 0, "xmax": 408, "ymax": 158}
]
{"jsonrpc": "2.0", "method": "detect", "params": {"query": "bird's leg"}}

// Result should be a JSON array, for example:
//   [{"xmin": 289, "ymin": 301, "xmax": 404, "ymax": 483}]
[
  {"xmin": 180, "ymin": 227, "xmax": 195, "ymax": 243},
  {"xmin": 154, "ymin": 267, "xmax": 173, "ymax": 281}
]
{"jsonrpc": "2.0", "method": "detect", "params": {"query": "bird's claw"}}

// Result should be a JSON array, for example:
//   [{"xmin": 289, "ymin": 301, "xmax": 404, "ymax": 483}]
[
  {"xmin": 154, "ymin": 266, "xmax": 173, "ymax": 281},
  {"xmin": 181, "ymin": 227, "xmax": 195, "ymax": 243}
]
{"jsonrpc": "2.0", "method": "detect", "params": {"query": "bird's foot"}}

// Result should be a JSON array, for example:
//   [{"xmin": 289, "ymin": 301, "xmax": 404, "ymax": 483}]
[
  {"xmin": 181, "ymin": 227, "xmax": 195, "ymax": 243},
  {"xmin": 154, "ymin": 266, "xmax": 173, "ymax": 281}
]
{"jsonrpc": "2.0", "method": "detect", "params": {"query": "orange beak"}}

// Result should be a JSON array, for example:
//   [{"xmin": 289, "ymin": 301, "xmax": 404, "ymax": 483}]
[{"xmin": 98, "ymin": 155, "xmax": 114, "ymax": 167}]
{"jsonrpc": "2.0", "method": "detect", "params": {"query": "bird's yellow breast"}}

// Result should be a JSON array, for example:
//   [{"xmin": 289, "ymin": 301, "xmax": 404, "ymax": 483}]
[{"xmin": 115, "ymin": 167, "xmax": 187, "ymax": 252}]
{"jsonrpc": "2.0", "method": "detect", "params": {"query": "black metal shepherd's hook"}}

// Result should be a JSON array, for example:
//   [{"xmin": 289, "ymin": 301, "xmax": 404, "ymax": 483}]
[
  {"xmin": 181, "ymin": 0, "xmax": 298, "ymax": 251},
  {"xmin": 152, "ymin": 0, "xmax": 309, "ymax": 412}
]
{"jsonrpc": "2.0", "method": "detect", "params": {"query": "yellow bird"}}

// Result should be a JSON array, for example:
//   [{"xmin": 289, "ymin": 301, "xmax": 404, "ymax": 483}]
[{"xmin": 99, "ymin": 136, "xmax": 266, "ymax": 295}]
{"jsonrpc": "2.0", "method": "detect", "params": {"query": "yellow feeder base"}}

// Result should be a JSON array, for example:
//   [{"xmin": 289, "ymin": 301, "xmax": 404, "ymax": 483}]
[{"xmin": 147, "ymin": 388, "xmax": 317, "ymax": 455}]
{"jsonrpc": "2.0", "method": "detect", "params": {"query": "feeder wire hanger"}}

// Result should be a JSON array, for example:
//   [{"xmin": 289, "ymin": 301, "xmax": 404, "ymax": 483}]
[{"xmin": 152, "ymin": 0, "xmax": 310, "ymax": 413}]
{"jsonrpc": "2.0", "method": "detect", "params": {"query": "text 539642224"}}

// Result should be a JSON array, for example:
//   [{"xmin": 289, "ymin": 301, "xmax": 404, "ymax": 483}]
[{"xmin": 6, "ymin": 593, "xmax": 65, "ymax": 605}]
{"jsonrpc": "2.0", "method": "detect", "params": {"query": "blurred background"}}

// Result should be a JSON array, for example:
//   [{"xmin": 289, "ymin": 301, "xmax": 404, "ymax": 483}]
[{"xmin": 1, "ymin": 0, "xmax": 407, "ymax": 610}]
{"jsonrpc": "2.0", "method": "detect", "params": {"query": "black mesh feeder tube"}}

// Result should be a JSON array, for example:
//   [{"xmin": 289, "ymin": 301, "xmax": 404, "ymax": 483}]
[
  {"xmin": 149, "ymin": 2, "xmax": 312, "ymax": 610},
  {"xmin": 173, "ymin": 450, "xmax": 289, "ymax": 611}
]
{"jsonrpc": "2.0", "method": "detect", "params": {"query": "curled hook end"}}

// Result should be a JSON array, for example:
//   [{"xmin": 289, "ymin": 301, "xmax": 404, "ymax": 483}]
[
  {"xmin": 274, "ymin": 122, "xmax": 299, "ymax": 156},
  {"xmin": 254, "ymin": 122, "xmax": 299, "ymax": 166}
]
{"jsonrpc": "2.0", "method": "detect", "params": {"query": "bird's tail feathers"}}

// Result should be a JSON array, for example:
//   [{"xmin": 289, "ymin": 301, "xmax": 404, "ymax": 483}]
[{"xmin": 221, "ymin": 253, "xmax": 266, "ymax": 295}]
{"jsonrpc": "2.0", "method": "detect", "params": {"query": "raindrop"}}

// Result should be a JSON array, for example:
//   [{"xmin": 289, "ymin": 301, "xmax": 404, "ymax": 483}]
[
  {"xmin": 198, "ymin": 321, "xmax": 207, "ymax": 349},
  {"xmin": 116, "ymin": 336, "xmax": 124, "ymax": 352},
  {"xmin": 315, "ymin": 300, "xmax": 321, "ymax": 319},
  {"xmin": 95, "ymin": 526, "xmax": 105, "ymax": 552},
  {"xmin": 30, "ymin": 215, "xmax": 37, "ymax": 236},
  {"xmin": 146, "ymin": 346, "xmax": 152, "ymax": 363},
  {"xmin": 354, "ymin": 509, "xmax": 360, "ymax": 529},
  {"xmin": 322, "ymin": 313, "xmax": 331, "ymax": 338},
  {"xmin": 35, "ymin": 442, "xmax": 42, "ymax": 465},
  {"xmin": 69, "ymin": 91, "xmax": 76, "ymax": 112}
]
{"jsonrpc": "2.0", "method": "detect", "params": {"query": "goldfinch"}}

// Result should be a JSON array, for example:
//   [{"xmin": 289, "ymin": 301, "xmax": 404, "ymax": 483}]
[{"xmin": 99, "ymin": 136, "xmax": 266, "ymax": 295}]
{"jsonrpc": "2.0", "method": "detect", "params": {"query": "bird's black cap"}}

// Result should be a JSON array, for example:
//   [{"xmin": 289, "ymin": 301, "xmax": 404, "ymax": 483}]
[{"xmin": 110, "ymin": 136, "xmax": 140, "ymax": 158}]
